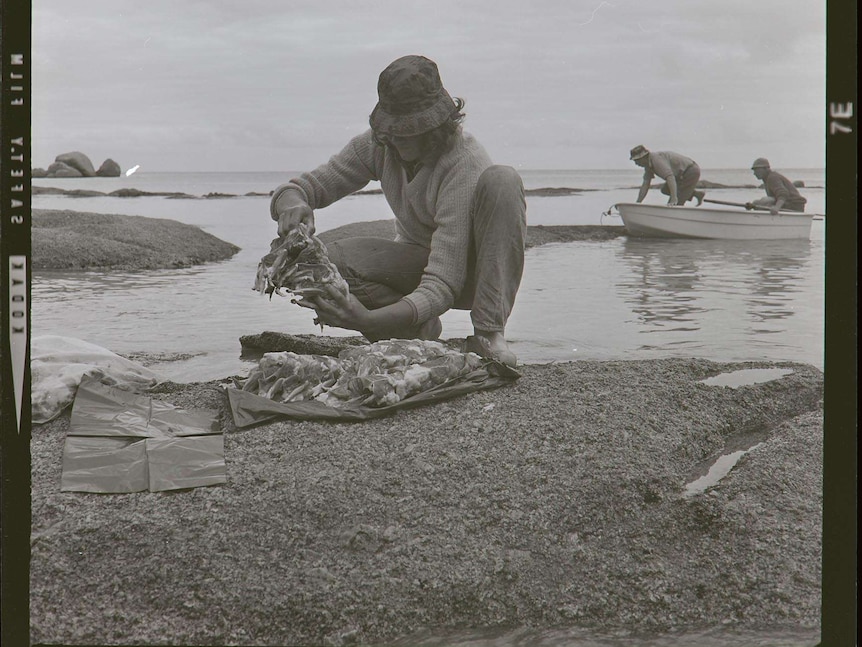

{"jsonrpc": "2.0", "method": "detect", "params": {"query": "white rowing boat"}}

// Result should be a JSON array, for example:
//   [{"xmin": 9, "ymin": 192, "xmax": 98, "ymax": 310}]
[{"xmin": 614, "ymin": 202, "xmax": 815, "ymax": 240}]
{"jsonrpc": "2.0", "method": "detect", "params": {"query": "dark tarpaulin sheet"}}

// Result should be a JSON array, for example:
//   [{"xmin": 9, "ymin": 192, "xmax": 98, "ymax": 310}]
[
  {"xmin": 226, "ymin": 362, "xmax": 521, "ymax": 428},
  {"xmin": 146, "ymin": 435, "xmax": 226, "ymax": 492},
  {"xmin": 68, "ymin": 379, "xmax": 221, "ymax": 438},
  {"xmin": 61, "ymin": 436, "xmax": 150, "ymax": 493},
  {"xmin": 61, "ymin": 378, "xmax": 225, "ymax": 493}
]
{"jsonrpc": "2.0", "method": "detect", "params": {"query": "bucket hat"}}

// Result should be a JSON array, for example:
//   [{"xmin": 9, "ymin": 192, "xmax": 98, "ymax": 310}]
[
  {"xmin": 629, "ymin": 145, "xmax": 649, "ymax": 160},
  {"xmin": 751, "ymin": 157, "xmax": 771, "ymax": 169},
  {"xmin": 369, "ymin": 55, "xmax": 456, "ymax": 137}
]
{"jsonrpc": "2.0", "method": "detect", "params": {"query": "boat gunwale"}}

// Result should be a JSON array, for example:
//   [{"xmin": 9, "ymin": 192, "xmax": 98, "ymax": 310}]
[{"xmin": 614, "ymin": 202, "xmax": 814, "ymax": 239}]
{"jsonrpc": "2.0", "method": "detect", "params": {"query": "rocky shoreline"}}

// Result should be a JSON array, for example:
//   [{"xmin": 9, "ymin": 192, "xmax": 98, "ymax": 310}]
[{"xmin": 33, "ymin": 175, "xmax": 815, "ymax": 201}]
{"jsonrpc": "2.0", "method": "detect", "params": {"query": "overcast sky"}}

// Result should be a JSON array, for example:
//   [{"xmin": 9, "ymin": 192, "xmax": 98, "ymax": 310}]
[{"xmin": 31, "ymin": 0, "xmax": 826, "ymax": 173}]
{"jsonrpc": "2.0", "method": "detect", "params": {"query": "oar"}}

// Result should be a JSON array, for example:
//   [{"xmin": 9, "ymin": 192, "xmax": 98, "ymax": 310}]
[
  {"xmin": 703, "ymin": 198, "xmax": 773, "ymax": 211},
  {"xmin": 703, "ymin": 198, "xmax": 825, "ymax": 219}
]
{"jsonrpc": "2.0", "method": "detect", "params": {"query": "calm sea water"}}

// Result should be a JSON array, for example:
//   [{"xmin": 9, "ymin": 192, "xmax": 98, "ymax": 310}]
[{"xmin": 31, "ymin": 169, "xmax": 825, "ymax": 382}]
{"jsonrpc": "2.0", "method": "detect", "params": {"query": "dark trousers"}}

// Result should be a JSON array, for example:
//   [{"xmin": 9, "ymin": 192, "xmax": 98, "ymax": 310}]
[
  {"xmin": 326, "ymin": 165, "xmax": 527, "ymax": 333},
  {"xmin": 659, "ymin": 163, "xmax": 701, "ymax": 203}
]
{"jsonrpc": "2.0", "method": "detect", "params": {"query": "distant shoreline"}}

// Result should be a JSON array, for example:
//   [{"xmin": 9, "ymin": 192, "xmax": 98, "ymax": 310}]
[{"xmin": 29, "ymin": 177, "xmax": 816, "ymax": 201}]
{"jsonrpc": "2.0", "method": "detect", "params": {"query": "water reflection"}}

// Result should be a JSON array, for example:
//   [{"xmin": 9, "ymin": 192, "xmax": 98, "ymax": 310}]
[
  {"xmin": 31, "ymin": 234, "xmax": 824, "ymax": 381},
  {"xmin": 617, "ymin": 237, "xmax": 815, "ymax": 328},
  {"xmin": 36, "ymin": 261, "xmax": 237, "ymax": 295},
  {"xmin": 619, "ymin": 239, "xmax": 704, "ymax": 329},
  {"xmin": 746, "ymin": 247, "xmax": 810, "ymax": 325}
]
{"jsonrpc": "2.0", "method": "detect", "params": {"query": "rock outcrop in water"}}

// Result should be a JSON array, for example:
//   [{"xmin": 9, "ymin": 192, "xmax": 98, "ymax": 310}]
[
  {"xmin": 43, "ymin": 162, "xmax": 83, "ymax": 178},
  {"xmin": 54, "ymin": 152, "xmax": 97, "ymax": 177},
  {"xmin": 32, "ymin": 209, "xmax": 240, "ymax": 270},
  {"xmin": 96, "ymin": 158, "xmax": 122, "ymax": 177},
  {"xmin": 33, "ymin": 152, "xmax": 123, "ymax": 178}
]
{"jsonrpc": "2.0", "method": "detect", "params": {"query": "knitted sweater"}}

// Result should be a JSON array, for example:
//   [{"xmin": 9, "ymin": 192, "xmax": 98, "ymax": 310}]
[
  {"xmin": 764, "ymin": 170, "xmax": 807, "ymax": 209},
  {"xmin": 642, "ymin": 151, "xmax": 697, "ymax": 182},
  {"xmin": 269, "ymin": 128, "xmax": 493, "ymax": 323}
]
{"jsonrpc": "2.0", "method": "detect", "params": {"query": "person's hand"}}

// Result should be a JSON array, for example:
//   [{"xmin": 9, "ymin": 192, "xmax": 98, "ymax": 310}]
[
  {"xmin": 294, "ymin": 284, "xmax": 369, "ymax": 332},
  {"xmin": 274, "ymin": 190, "xmax": 315, "ymax": 237},
  {"xmin": 770, "ymin": 208, "xmax": 779, "ymax": 216},
  {"xmin": 744, "ymin": 202, "xmax": 754, "ymax": 210},
  {"xmin": 667, "ymin": 198, "xmax": 678, "ymax": 206}
]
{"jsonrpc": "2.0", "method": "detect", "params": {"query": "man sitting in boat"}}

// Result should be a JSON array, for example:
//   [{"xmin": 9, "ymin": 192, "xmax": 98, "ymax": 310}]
[
  {"xmin": 630, "ymin": 145, "xmax": 706, "ymax": 207},
  {"xmin": 745, "ymin": 158, "xmax": 807, "ymax": 215}
]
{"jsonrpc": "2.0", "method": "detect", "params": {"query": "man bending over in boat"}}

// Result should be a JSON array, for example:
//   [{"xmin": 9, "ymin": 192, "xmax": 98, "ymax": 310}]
[
  {"xmin": 630, "ymin": 145, "xmax": 705, "ymax": 207},
  {"xmin": 745, "ymin": 158, "xmax": 807, "ymax": 215},
  {"xmin": 269, "ymin": 55, "xmax": 526, "ymax": 367}
]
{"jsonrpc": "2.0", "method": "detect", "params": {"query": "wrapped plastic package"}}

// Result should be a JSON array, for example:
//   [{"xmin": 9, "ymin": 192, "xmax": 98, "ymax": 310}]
[{"xmin": 32, "ymin": 335, "xmax": 160, "ymax": 424}]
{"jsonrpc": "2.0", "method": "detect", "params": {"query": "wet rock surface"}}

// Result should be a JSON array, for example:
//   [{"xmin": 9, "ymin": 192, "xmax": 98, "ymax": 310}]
[
  {"xmin": 29, "ymin": 357, "xmax": 822, "ymax": 646},
  {"xmin": 239, "ymin": 331, "xmax": 370, "ymax": 358}
]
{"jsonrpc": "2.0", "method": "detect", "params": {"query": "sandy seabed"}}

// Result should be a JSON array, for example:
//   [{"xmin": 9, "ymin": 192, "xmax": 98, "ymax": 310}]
[{"xmin": 27, "ymin": 210, "xmax": 822, "ymax": 646}]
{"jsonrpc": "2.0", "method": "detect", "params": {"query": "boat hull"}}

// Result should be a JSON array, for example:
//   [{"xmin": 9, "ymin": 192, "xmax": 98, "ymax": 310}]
[{"xmin": 616, "ymin": 203, "xmax": 814, "ymax": 240}]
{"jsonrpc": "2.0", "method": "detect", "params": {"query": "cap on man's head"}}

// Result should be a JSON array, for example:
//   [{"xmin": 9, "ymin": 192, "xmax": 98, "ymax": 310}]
[
  {"xmin": 369, "ymin": 55, "xmax": 457, "ymax": 137},
  {"xmin": 751, "ymin": 157, "xmax": 771, "ymax": 169},
  {"xmin": 630, "ymin": 145, "xmax": 649, "ymax": 160}
]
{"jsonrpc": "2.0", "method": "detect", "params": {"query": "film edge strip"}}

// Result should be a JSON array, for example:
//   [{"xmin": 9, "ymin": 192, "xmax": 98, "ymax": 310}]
[{"xmin": 1, "ymin": 1, "xmax": 33, "ymax": 645}]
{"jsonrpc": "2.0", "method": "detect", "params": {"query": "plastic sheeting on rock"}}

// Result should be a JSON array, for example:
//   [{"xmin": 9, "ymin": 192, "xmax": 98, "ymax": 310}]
[
  {"xmin": 61, "ymin": 436, "xmax": 150, "ymax": 494},
  {"xmin": 226, "ymin": 361, "xmax": 520, "ymax": 427},
  {"xmin": 32, "ymin": 335, "xmax": 160, "ymax": 424},
  {"xmin": 61, "ymin": 378, "xmax": 225, "ymax": 493},
  {"xmin": 146, "ymin": 436, "xmax": 227, "ymax": 493}
]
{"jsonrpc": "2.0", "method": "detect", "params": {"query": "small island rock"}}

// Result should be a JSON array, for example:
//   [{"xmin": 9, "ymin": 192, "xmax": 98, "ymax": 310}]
[
  {"xmin": 46, "ymin": 161, "xmax": 83, "ymax": 177},
  {"xmin": 97, "ymin": 158, "xmax": 122, "ymax": 177},
  {"xmin": 55, "ymin": 151, "xmax": 97, "ymax": 177}
]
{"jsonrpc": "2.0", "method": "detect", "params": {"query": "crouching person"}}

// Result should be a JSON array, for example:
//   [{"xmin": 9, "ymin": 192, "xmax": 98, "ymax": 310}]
[
  {"xmin": 270, "ymin": 55, "xmax": 526, "ymax": 367},
  {"xmin": 746, "ymin": 158, "xmax": 807, "ymax": 214}
]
